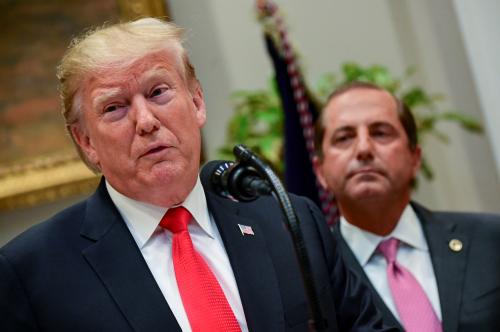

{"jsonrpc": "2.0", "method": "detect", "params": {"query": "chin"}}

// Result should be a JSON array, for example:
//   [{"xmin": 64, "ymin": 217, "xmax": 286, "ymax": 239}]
[
  {"xmin": 151, "ymin": 160, "xmax": 198, "ymax": 185},
  {"xmin": 350, "ymin": 184, "xmax": 388, "ymax": 200},
  {"xmin": 148, "ymin": 165, "xmax": 181, "ymax": 184}
]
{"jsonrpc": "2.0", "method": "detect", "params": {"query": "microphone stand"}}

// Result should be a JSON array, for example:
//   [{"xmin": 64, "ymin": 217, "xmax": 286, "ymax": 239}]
[{"xmin": 232, "ymin": 144, "xmax": 327, "ymax": 331}]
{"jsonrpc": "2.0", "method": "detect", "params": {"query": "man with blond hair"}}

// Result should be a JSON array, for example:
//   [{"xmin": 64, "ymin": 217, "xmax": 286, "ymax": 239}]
[{"xmin": 0, "ymin": 19, "xmax": 397, "ymax": 331}]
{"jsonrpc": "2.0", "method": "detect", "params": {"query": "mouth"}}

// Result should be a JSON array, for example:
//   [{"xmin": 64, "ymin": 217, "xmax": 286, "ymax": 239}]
[
  {"xmin": 348, "ymin": 168, "xmax": 384, "ymax": 179},
  {"xmin": 139, "ymin": 145, "xmax": 169, "ymax": 158}
]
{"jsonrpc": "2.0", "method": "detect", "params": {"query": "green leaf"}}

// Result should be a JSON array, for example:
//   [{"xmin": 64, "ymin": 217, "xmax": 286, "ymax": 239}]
[
  {"xmin": 420, "ymin": 156, "xmax": 434, "ymax": 181},
  {"xmin": 316, "ymin": 72, "xmax": 337, "ymax": 102},
  {"xmin": 342, "ymin": 62, "xmax": 364, "ymax": 82},
  {"xmin": 428, "ymin": 129, "xmax": 450, "ymax": 144},
  {"xmin": 438, "ymin": 112, "xmax": 483, "ymax": 133},
  {"xmin": 402, "ymin": 87, "xmax": 433, "ymax": 108}
]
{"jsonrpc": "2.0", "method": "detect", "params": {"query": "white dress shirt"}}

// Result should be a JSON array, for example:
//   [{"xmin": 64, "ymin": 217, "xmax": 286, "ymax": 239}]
[
  {"xmin": 340, "ymin": 204, "xmax": 442, "ymax": 323},
  {"xmin": 106, "ymin": 177, "xmax": 249, "ymax": 332}
]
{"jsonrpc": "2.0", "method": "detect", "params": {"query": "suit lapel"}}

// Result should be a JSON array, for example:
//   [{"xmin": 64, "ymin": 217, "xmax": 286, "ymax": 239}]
[
  {"xmin": 80, "ymin": 180, "xmax": 180, "ymax": 332},
  {"xmin": 414, "ymin": 203, "xmax": 468, "ymax": 332},
  {"xmin": 332, "ymin": 224, "xmax": 404, "ymax": 330},
  {"xmin": 206, "ymin": 192, "xmax": 285, "ymax": 332}
]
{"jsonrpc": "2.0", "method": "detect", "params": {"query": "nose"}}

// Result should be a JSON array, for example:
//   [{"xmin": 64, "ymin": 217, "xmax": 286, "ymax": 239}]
[
  {"xmin": 133, "ymin": 97, "xmax": 160, "ymax": 136},
  {"xmin": 355, "ymin": 130, "xmax": 374, "ymax": 162}
]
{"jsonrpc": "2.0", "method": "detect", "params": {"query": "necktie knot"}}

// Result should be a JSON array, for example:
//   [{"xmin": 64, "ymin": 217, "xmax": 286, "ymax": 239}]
[
  {"xmin": 377, "ymin": 237, "xmax": 399, "ymax": 263},
  {"xmin": 160, "ymin": 206, "xmax": 192, "ymax": 234}
]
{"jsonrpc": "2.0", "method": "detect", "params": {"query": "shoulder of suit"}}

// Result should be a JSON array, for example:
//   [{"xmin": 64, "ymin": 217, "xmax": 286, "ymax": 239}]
[
  {"xmin": 412, "ymin": 200, "xmax": 500, "ymax": 231},
  {"xmin": 0, "ymin": 198, "xmax": 88, "ymax": 258}
]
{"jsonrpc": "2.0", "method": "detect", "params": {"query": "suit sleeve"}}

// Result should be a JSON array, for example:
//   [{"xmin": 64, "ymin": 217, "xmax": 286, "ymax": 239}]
[
  {"xmin": 305, "ymin": 199, "xmax": 401, "ymax": 332},
  {"xmin": 0, "ymin": 253, "xmax": 39, "ymax": 332}
]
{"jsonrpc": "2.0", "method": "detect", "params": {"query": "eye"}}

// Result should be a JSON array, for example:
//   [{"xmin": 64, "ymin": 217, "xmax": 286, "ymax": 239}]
[
  {"xmin": 147, "ymin": 84, "xmax": 173, "ymax": 105},
  {"xmin": 149, "ymin": 85, "xmax": 169, "ymax": 98},
  {"xmin": 372, "ymin": 129, "xmax": 389, "ymax": 137},
  {"xmin": 104, "ymin": 104, "xmax": 126, "ymax": 113},
  {"xmin": 332, "ymin": 132, "xmax": 355, "ymax": 147},
  {"xmin": 370, "ymin": 124, "xmax": 397, "ymax": 142},
  {"xmin": 335, "ymin": 135, "xmax": 350, "ymax": 143}
]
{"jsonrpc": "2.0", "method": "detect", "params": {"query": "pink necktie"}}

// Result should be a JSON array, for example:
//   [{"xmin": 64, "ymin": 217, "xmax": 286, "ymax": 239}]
[
  {"xmin": 377, "ymin": 238, "xmax": 442, "ymax": 332},
  {"xmin": 160, "ymin": 207, "xmax": 241, "ymax": 332}
]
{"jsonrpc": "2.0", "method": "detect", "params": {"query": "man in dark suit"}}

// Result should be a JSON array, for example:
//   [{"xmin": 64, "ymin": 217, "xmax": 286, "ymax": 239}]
[
  {"xmin": 313, "ymin": 81, "xmax": 500, "ymax": 332},
  {"xmin": 0, "ymin": 19, "xmax": 397, "ymax": 331}
]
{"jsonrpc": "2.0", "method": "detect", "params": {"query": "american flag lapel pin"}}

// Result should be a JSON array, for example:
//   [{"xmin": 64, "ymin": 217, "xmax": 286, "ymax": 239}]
[{"xmin": 238, "ymin": 224, "xmax": 255, "ymax": 236}]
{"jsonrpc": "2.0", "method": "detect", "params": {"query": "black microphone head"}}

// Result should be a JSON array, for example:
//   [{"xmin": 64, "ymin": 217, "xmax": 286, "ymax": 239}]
[
  {"xmin": 201, "ymin": 159, "xmax": 269, "ymax": 202},
  {"xmin": 200, "ymin": 160, "xmax": 234, "ymax": 196}
]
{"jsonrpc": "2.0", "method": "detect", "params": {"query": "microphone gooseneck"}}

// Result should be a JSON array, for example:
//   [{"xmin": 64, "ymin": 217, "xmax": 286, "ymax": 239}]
[{"xmin": 200, "ymin": 145, "xmax": 327, "ymax": 331}]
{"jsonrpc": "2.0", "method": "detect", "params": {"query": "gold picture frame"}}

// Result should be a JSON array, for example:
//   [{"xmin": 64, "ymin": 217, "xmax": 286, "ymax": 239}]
[{"xmin": 0, "ymin": 0, "xmax": 170, "ymax": 212}]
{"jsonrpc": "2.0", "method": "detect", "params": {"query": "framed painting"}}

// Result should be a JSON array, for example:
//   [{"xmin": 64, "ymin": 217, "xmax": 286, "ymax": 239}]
[{"xmin": 0, "ymin": 0, "xmax": 169, "ymax": 211}]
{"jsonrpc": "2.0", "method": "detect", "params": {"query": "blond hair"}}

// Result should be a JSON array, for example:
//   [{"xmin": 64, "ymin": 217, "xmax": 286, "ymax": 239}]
[{"xmin": 57, "ymin": 18, "xmax": 196, "ymax": 171}]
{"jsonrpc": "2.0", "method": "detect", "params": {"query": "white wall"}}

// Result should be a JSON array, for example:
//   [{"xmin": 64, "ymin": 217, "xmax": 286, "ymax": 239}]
[
  {"xmin": 388, "ymin": 0, "xmax": 500, "ymax": 212},
  {"xmin": 2, "ymin": 0, "xmax": 499, "ymax": 246},
  {"xmin": 453, "ymin": 0, "xmax": 500, "ymax": 179}
]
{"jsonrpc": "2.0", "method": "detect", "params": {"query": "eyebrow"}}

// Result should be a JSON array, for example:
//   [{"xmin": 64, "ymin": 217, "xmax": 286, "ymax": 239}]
[
  {"xmin": 138, "ymin": 67, "xmax": 170, "ymax": 85},
  {"xmin": 369, "ymin": 121, "xmax": 397, "ymax": 129},
  {"xmin": 332, "ymin": 126, "xmax": 355, "ymax": 135},
  {"xmin": 92, "ymin": 87, "xmax": 125, "ymax": 110}
]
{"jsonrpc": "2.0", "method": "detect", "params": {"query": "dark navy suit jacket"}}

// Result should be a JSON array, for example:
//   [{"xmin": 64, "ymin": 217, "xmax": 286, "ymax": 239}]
[
  {"xmin": 332, "ymin": 202, "xmax": 500, "ymax": 332},
  {"xmin": 0, "ymin": 178, "xmax": 398, "ymax": 331}
]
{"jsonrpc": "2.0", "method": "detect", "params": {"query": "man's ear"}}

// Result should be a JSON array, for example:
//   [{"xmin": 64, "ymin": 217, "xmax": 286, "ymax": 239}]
[
  {"xmin": 411, "ymin": 145, "xmax": 422, "ymax": 178},
  {"xmin": 312, "ymin": 155, "xmax": 328, "ymax": 190},
  {"xmin": 70, "ymin": 123, "xmax": 99, "ymax": 167},
  {"xmin": 191, "ymin": 82, "xmax": 206, "ymax": 128}
]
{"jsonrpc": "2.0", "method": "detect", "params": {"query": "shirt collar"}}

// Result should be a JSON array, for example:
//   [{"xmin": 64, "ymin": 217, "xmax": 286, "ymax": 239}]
[
  {"xmin": 340, "ymin": 204, "xmax": 428, "ymax": 266},
  {"xmin": 106, "ymin": 176, "xmax": 214, "ymax": 249}
]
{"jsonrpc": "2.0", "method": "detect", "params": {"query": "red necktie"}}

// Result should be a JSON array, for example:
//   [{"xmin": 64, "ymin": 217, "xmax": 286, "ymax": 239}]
[{"xmin": 160, "ymin": 207, "xmax": 241, "ymax": 332}]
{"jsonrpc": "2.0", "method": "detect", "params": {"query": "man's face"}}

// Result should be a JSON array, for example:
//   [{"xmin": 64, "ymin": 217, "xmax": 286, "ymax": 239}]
[
  {"xmin": 314, "ymin": 88, "xmax": 420, "ymax": 205},
  {"xmin": 72, "ymin": 51, "xmax": 206, "ymax": 206}
]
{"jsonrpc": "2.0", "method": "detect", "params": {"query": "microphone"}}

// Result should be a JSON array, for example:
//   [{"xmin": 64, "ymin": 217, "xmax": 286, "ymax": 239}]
[
  {"xmin": 200, "ymin": 160, "xmax": 272, "ymax": 201},
  {"xmin": 201, "ymin": 147, "xmax": 327, "ymax": 330}
]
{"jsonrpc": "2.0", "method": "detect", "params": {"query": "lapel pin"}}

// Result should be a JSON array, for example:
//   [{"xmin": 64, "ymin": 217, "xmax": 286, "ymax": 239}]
[
  {"xmin": 238, "ymin": 224, "xmax": 255, "ymax": 236},
  {"xmin": 449, "ymin": 239, "xmax": 463, "ymax": 252}
]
